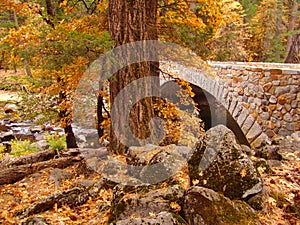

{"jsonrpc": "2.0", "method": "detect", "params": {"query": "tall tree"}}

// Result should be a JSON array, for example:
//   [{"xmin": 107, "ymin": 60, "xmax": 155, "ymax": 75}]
[
  {"xmin": 285, "ymin": 0, "xmax": 299, "ymax": 63},
  {"xmin": 108, "ymin": 0, "xmax": 159, "ymax": 154}
]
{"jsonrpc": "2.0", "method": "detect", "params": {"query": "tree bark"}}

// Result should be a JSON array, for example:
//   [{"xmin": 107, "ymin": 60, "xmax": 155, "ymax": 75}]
[
  {"xmin": 274, "ymin": 0, "xmax": 283, "ymax": 61},
  {"xmin": 285, "ymin": 0, "xmax": 298, "ymax": 57},
  {"xmin": 285, "ymin": 31, "xmax": 300, "ymax": 63},
  {"xmin": 108, "ymin": 0, "xmax": 159, "ymax": 154},
  {"xmin": 64, "ymin": 124, "xmax": 78, "ymax": 148},
  {"xmin": 45, "ymin": 0, "xmax": 55, "ymax": 17},
  {"xmin": 285, "ymin": 0, "xmax": 299, "ymax": 63},
  {"xmin": 0, "ymin": 155, "xmax": 82, "ymax": 186},
  {"xmin": 0, "ymin": 149, "xmax": 82, "ymax": 185},
  {"xmin": 3, "ymin": 149, "xmax": 57, "ymax": 168},
  {"xmin": 16, "ymin": 187, "xmax": 90, "ymax": 219}
]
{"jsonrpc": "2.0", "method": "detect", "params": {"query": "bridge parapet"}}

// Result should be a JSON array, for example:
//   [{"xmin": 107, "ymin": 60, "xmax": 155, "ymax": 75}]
[{"xmin": 209, "ymin": 62, "xmax": 300, "ymax": 145}]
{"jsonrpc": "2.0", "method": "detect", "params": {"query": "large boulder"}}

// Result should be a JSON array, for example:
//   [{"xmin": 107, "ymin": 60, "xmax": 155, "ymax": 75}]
[
  {"xmin": 183, "ymin": 186, "xmax": 261, "ymax": 225},
  {"xmin": 101, "ymin": 144, "xmax": 191, "ymax": 187},
  {"xmin": 188, "ymin": 125, "xmax": 263, "ymax": 200},
  {"xmin": 139, "ymin": 146, "xmax": 190, "ymax": 185},
  {"xmin": 114, "ymin": 211, "xmax": 187, "ymax": 225},
  {"xmin": 108, "ymin": 184, "xmax": 186, "ymax": 224},
  {"xmin": 49, "ymin": 168, "xmax": 74, "ymax": 186}
]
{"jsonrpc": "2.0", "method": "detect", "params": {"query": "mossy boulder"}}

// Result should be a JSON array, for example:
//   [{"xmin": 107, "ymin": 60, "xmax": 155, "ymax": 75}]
[
  {"xmin": 183, "ymin": 186, "xmax": 261, "ymax": 225},
  {"xmin": 188, "ymin": 125, "xmax": 263, "ymax": 200}
]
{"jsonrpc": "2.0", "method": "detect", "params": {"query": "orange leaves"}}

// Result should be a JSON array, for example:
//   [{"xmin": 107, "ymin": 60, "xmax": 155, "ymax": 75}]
[
  {"xmin": 97, "ymin": 0, "xmax": 109, "ymax": 13},
  {"xmin": 4, "ymin": 25, "xmax": 39, "ymax": 47},
  {"xmin": 0, "ymin": 0, "xmax": 23, "ymax": 13},
  {"xmin": 158, "ymin": 0, "xmax": 206, "ymax": 30}
]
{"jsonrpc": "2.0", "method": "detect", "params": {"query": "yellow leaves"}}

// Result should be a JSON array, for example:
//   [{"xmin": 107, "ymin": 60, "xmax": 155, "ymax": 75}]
[
  {"xmin": 267, "ymin": 196, "xmax": 277, "ymax": 206},
  {"xmin": 0, "ymin": 210, "xmax": 16, "ymax": 223},
  {"xmin": 240, "ymin": 168, "xmax": 247, "ymax": 178},
  {"xmin": 158, "ymin": 0, "xmax": 207, "ymax": 31},
  {"xmin": 149, "ymin": 212, "xmax": 156, "ymax": 217},
  {"xmin": 170, "ymin": 202, "xmax": 181, "ymax": 213},
  {"xmin": 60, "ymin": 0, "xmax": 67, "ymax": 8},
  {"xmin": 192, "ymin": 179, "xmax": 200, "ymax": 185},
  {"xmin": 257, "ymin": 166, "xmax": 266, "ymax": 175},
  {"xmin": 97, "ymin": 0, "xmax": 108, "ymax": 13}
]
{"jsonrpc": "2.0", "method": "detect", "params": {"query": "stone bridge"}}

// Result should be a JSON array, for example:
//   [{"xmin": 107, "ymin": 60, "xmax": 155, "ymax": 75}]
[{"xmin": 162, "ymin": 61, "xmax": 300, "ymax": 148}]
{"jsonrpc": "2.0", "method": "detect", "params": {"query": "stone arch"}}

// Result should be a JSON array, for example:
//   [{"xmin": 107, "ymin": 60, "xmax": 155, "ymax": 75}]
[
  {"xmin": 161, "ymin": 81, "xmax": 249, "ymax": 146},
  {"xmin": 189, "ymin": 83, "xmax": 250, "ymax": 146},
  {"xmin": 160, "ymin": 64, "xmax": 268, "ymax": 148}
]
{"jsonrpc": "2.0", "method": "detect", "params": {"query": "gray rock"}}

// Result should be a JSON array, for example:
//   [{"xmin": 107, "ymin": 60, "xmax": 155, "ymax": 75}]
[
  {"xmin": 127, "ymin": 144, "xmax": 162, "ymax": 166},
  {"xmin": 29, "ymin": 126, "xmax": 43, "ymax": 133},
  {"xmin": 275, "ymin": 86, "xmax": 290, "ymax": 96},
  {"xmin": 260, "ymin": 112, "xmax": 270, "ymax": 120},
  {"xmin": 291, "ymin": 131, "xmax": 300, "ymax": 142},
  {"xmin": 269, "ymin": 95, "xmax": 277, "ymax": 104},
  {"xmin": 102, "ymin": 144, "xmax": 191, "ymax": 186},
  {"xmin": 266, "ymin": 160, "xmax": 282, "ymax": 167},
  {"xmin": 72, "ymin": 179, "xmax": 95, "ymax": 188},
  {"xmin": 283, "ymin": 123, "xmax": 294, "ymax": 131},
  {"xmin": 276, "ymin": 138, "xmax": 300, "ymax": 160},
  {"xmin": 80, "ymin": 147, "xmax": 109, "ymax": 160},
  {"xmin": 0, "ymin": 130, "xmax": 15, "ymax": 142},
  {"xmin": 255, "ymin": 145, "xmax": 282, "ymax": 160},
  {"xmin": 140, "ymin": 150, "xmax": 187, "ymax": 184},
  {"xmin": 23, "ymin": 216, "xmax": 49, "ymax": 225},
  {"xmin": 114, "ymin": 211, "xmax": 187, "ymax": 225},
  {"xmin": 4, "ymin": 103, "xmax": 18, "ymax": 113},
  {"xmin": 290, "ymin": 85, "xmax": 300, "ymax": 94},
  {"xmin": 291, "ymin": 100, "xmax": 298, "ymax": 109},
  {"xmin": 98, "ymin": 203, "xmax": 110, "ymax": 213},
  {"xmin": 278, "ymin": 128, "xmax": 291, "ymax": 137},
  {"xmin": 246, "ymin": 187, "xmax": 267, "ymax": 211},
  {"xmin": 241, "ymin": 144, "xmax": 256, "ymax": 157},
  {"xmin": 73, "ymin": 127, "xmax": 102, "ymax": 148},
  {"xmin": 14, "ymin": 133, "xmax": 35, "ymax": 141},
  {"xmin": 34, "ymin": 133, "xmax": 45, "ymax": 141},
  {"xmin": 188, "ymin": 125, "xmax": 263, "ymax": 200},
  {"xmin": 283, "ymin": 113, "xmax": 293, "ymax": 123},
  {"xmin": 35, "ymin": 140, "xmax": 48, "ymax": 149},
  {"xmin": 49, "ymin": 168, "xmax": 74, "ymax": 186},
  {"xmin": 0, "ymin": 124, "xmax": 10, "ymax": 132},
  {"xmin": 183, "ymin": 186, "xmax": 261, "ymax": 225},
  {"xmin": 108, "ymin": 185, "xmax": 185, "ymax": 223}
]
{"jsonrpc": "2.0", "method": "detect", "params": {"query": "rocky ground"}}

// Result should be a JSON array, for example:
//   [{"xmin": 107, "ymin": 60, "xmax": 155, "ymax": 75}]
[{"xmin": 0, "ymin": 70, "xmax": 299, "ymax": 224}]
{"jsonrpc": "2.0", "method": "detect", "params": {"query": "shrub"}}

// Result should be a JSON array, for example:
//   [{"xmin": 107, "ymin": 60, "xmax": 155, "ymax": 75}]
[
  {"xmin": 10, "ymin": 139, "xmax": 40, "ymax": 156},
  {"xmin": 46, "ymin": 134, "xmax": 67, "ymax": 151}
]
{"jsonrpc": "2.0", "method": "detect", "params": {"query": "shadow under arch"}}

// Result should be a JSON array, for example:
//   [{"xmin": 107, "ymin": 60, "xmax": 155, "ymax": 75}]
[{"xmin": 161, "ymin": 81, "xmax": 250, "ymax": 147}]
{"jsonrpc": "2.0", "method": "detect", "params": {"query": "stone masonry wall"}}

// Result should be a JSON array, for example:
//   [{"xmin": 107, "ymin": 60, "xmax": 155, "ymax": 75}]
[{"xmin": 210, "ymin": 62, "xmax": 300, "ymax": 142}]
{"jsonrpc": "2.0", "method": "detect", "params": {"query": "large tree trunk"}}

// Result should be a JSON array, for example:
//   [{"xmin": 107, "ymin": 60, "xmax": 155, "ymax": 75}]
[
  {"xmin": 274, "ymin": 0, "xmax": 283, "ymax": 61},
  {"xmin": 285, "ymin": 0, "xmax": 300, "ymax": 63},
  {"xmin": 285, "ymin": 0, "xmax": 298, "ymax": 57},
  {"xmin": 285, "ymin": 31, "xmax": 300, "ymax": 63},
  {"xmin": 108, "ymin": 0, "xmax": 159, "ymax": 154}
]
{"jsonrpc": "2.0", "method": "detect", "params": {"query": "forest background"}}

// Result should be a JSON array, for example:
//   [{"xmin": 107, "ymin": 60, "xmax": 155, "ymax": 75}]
[{"xmin": 0, "ymin": 0, "xmax": 299, "ymax": 146}]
